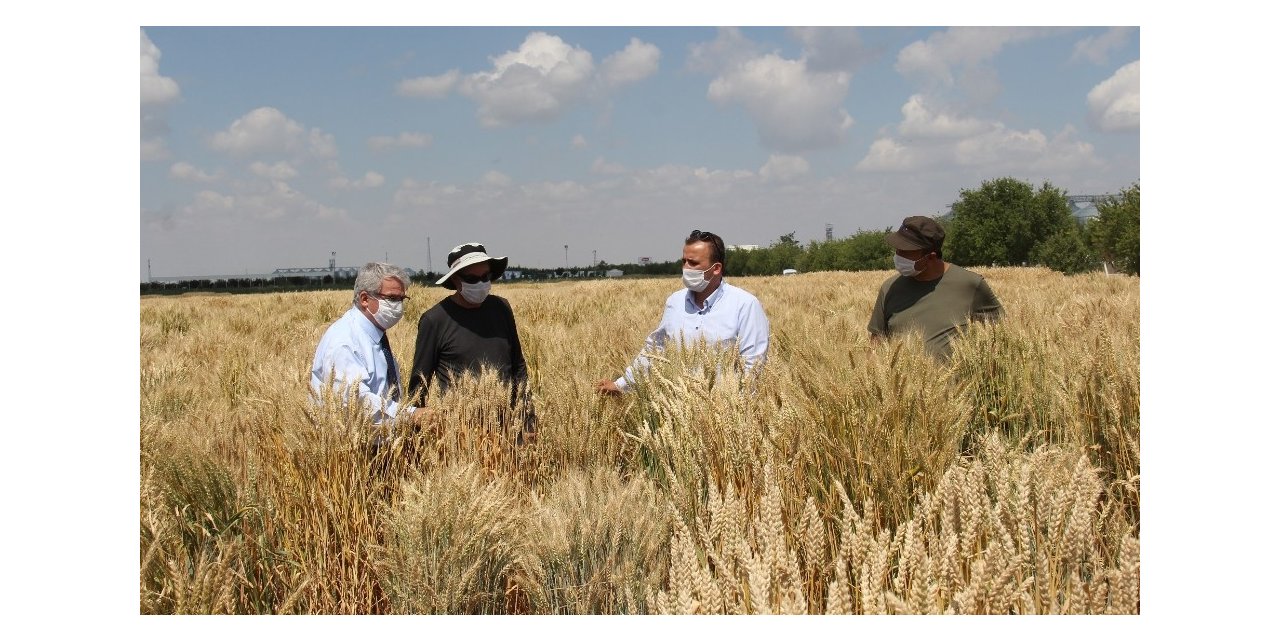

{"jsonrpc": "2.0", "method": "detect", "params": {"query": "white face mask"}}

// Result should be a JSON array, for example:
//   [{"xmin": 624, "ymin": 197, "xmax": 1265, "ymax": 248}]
[
  {"xmin": 682, "ymin": 265, "xmax": 714, "ymax": 293},
  {"xmin": 460, "ymin": 280, "xmax": 491, "ymax": 304},
  {"xmin": 894, "ymin": 253, "xmax": 925, "ymax": 278},
  {"xmin": 369, "ymin": 296, "xmax": 404, "ymax": 330}
]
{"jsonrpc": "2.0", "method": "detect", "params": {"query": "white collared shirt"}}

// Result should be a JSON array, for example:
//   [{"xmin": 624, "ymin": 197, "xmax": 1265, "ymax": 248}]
[
  {"xmin": 615, "ymin": 281, "xmax": 770, "ymax": 391},
  {"xmin": 310, "ymin": 306, "xmax": 406, "ymax": 424}
]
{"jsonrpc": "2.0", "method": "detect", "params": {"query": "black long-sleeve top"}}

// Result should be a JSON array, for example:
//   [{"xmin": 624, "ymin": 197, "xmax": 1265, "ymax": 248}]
[{"xmin": 408, "ymin": 294, "xmax": 529, "ymax": 405}]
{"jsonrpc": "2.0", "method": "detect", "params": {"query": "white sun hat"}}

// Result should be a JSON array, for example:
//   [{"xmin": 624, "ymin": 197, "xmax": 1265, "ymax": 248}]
[{"xmin": 435, "ymin": 242, "xmax": 509, "ymax": 290}]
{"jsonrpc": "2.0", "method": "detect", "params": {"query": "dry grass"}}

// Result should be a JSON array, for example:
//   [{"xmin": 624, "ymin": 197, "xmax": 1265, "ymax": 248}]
[{"xmin": 140, "ymin": 268, "xmax": 1139, "ymax": 614}]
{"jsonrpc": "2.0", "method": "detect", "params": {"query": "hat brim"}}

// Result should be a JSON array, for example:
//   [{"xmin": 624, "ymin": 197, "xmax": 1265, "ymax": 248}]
[
  {"xmin": 436, "ymin": 254, "xmax": 508, "ymax": 289},
  {"xmin": 886, "ymin": 231, "xmax": 932, "ymax": 251}
]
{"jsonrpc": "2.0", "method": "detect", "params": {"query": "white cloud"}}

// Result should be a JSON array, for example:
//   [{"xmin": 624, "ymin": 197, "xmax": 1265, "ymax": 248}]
[
  {"xmin": 141, "ymin": 29, "xmax": 180, "ymax": 106},
  {"xmin": 1072, "ymin": 27, "xmax": 1135, "ymax": 65},
  {"xmin": 307, "ymin": 129, "xmax": 338, "ymax": 159},
  {"xmin": 182, "ymin": 187, "xmax": 344, "ymax": 223},
  {"xmin": 707, "ymin": 53, "xmax": 853, "ymax": 153},
  {"xmin": 368, "ymin": 132, "xmax": 433, "ymax": 151},
  {"xmin": 212, "ymin": 107, "xmax": 303, "ymax": 155},
  {"xmin": 571, "ymin": 134, "xmax": 588, "ymax": 149},
  {"xmin": 953, "ymin": 127, "xmax": 1049, "ymax": 166},
  {"xmin": 141, "ymin": 138, "xmax": 170, "ymax": 162},
  {"xmin": 250, "ymin": 161, "xmax": 298, "ymax": 181},
  {"xmin": 169, "ymin": 161, "xmax": 219, "ymax": 183},
  {"xmin": 856, "ymin": 138, "xmax": 918, "ymax": 171},
  {"xmin": 789, "ymin": 26, "xmax": 872, "ymax": 73},
  {"xmin": 210, "ymin": 107, "xmax": 337, "ymax": 158},
  {"xmin": 630, "ymin": 164, "xmax": 755, "ymax": 198},
  {"xmin": 393, "ymin": 179, "xmax": 464, "ymax": 208},
  {"xmin": 141, "ymin": 29, "xmax": 179, "ymax": 163},
  {"xmin": 898, "ymin": 94, "xmax": 988, "ymax": 138},
  {"xmin": 859, "ymin": 94, "xmax": 1102, "ymax": 174},
  {"xmin": 396, "ymin": 70, "xmax": 459, "ymax": 98},
  {"xmin": 458, "ymin": 32, "xmax": 596, "ymax": 127},
  {"xmin": 591, "ymin": 157, "xmax": 627, "ymax": 175},
  {"xmin": 894, "ymin": 27, "xmax": 1051, "ymax": 105},
  {"xmin": 862, "ymin": 29, "xmax": 1114, "ymax": 175},
  {"xmin": 1029, "ymin": 127, "xmax": 1103, "ymax": 173},
  {"xmin": 896, "ymin": 27, "xmax": 1043, "ymax": 83},
  {"xmin": 759, "ymin": 155, "xmax": 810, "ymax": 182},
  {"xmin": 601, "ymin": 38, "xmax": 661, "ymax": 88},
  {"xmin": 521, "ymin": 180, "xmax": 589, "ymax": 201},
  {"xmin": 190, "ymin": 190, "xmax": 236, "ymax": 214},
  {"xmin": 955, "ymin": 125, "xmax": 1102, "ymax": 173},
  {"xmin": 481, "ymin": 170, "xmax": 512, "ymax": 187},
  {"xmin": 406, "ymin": 32, "xmax": 661, "ymax": 128},
  {"xmin": 1087, "ymin": 60, "xmax": 1140, "ymax": 132},
  {"xmin": 686, "ymin": 27, "xmax": 760, "ymax": 74},
  {"xmin": 330, "ymin": 171, "xmax": 385, "ymax": 191}
]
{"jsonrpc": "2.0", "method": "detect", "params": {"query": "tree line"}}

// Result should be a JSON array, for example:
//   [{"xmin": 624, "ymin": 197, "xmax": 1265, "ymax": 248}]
[
  {"xmin": 712, "ymin": 177, "xmax": 1138, "ymax": 277},
  {"xmin": 558, "ymin": 177, "xmax": 1138, "ymax": 278},
  {"xmin": 141, "ymin": 177, "xmax": 1140, "ymax": 295},
  {"xmin": 946, "ymin": 177, "xmax": 1139, "ymax": 276}
]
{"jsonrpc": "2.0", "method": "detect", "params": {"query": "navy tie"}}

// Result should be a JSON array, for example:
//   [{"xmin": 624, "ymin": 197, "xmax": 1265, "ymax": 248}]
[{"xmin": 380, "ymin": 334, "xmax": 401, "ymax": 401}]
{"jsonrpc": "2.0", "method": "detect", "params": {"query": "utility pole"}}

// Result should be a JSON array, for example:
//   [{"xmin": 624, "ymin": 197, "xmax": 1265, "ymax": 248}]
[
  {"xmin": 427, "ymin": 236, "xmax": 432, "ymax": 275},
  {"xmin": 593, "ymin": 249, "xmax": 597, "ymax": 265},
  {"xmin": 147, "ymin": 259, "xmax": 152, "ymax": 283},
  {"xmin": 825, "ymin": 223, "xmax": 833, "ymax": 242},
  {"xmin": 564, "ymin": 244, "xmax": 569, "ymax": 269}
]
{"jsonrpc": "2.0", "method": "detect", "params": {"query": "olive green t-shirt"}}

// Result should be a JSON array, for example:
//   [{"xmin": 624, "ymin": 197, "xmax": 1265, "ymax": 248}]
[{"xmin": 867, "ymin": 265, "xmax": 1003, "ymax": 359}]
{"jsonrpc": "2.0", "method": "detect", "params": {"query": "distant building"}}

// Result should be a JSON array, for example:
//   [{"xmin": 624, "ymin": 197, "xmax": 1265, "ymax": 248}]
[
  {"xmin": 727, "ymin": 244, "xmax": 760, "ymax": 251},
  {"xmin": 606, "ymin": 269, "xmax": 624, "ymax": 278},
  {"xmin": 272, "ymin": 266, "xmax": 359, "ymax": 279},
  {"xmin": 782, "ymin": 268, "xmax": 798, "ymax": 276},
  {"xmin": 1072, "ymin": 204, "xmax": 1101, "ymax": 220}
]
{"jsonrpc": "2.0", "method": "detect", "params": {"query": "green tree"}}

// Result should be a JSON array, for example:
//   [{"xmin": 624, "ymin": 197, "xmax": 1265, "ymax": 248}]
[
  {"xmin": 835, "ymin": 229, "xmax": 895, "ymax": 271},
  {"xmin": 797, "ymin": 240, "xmax": 825, "ymax": 272},
  {"xmin": 768, "ymin": 232, "xmax": 803, "ymax": 274},
  {"xmin": 1030, "ymin": 223, "xmax": 1098, "ymax": 274},
  {"xmin": 1088, "ymin": 183, "xmax": 1140, "ymax": 275},
  {"xmin": 947, "ymin": 177, "xmax": 1075, "ymax": 267},
  {"xmin": 723, "ymin": 248, "xmax": 751, "ymax": 276}
]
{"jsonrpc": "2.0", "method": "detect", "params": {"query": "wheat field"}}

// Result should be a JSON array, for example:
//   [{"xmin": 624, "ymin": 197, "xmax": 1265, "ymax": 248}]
[{"xmin": 139, "ymin": 268, "xmax": 1139, "ymax": 614}]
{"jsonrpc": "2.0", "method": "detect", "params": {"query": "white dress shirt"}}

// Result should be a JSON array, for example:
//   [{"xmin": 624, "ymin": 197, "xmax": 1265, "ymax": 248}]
[
  {"xmin": 615, "ymin": 281, "xmax": 770, "ymax": 391},
  {"xmin": 310, "ymin": 306, "xmax": 406, "ymax": 424}
]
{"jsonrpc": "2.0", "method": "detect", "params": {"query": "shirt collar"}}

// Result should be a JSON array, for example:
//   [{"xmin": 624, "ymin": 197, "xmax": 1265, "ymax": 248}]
[
  {"xmin": 686, "ymin": 280, "xmax": 727, "ymax": 312},
  {"xmin": 349, "ymin": 305, "xmax": 385, "ymax": 341}
]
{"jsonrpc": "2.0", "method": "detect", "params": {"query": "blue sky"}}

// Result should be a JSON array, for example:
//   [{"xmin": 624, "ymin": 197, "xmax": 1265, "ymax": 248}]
[{"xmin": 141, "ymin": 23, "xmax": 1139, "ymax": 279}]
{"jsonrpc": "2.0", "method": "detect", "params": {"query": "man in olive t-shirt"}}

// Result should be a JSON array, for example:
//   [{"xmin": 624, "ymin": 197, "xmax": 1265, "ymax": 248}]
[{"xmin": 868, "ymin": 216, "xmax": 1003, "ymax": 360}]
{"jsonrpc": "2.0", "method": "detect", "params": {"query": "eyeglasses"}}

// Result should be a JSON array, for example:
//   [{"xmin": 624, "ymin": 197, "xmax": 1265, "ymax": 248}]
[
  {"xmin": 689, "ymin": 229, "xmax": 716, "ymax": 241},
  {"xmin": 457, "ymin": 272, "xmax": 492, "ymax": 284},
  {"xmin": 370, "ymin": 292, "xmax": 410, "ymax": 303}
]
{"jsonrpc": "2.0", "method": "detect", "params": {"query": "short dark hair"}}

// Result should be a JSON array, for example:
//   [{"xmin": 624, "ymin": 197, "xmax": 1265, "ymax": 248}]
[{"xmin": 685, "ymin": 229, "xmax": 725, "ymax": 265}]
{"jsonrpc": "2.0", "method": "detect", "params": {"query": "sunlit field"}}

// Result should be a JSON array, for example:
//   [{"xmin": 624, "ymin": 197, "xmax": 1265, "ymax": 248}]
[{"xmin": 140, "ymin": 268, "xmax": 1139, "ymax": 614}]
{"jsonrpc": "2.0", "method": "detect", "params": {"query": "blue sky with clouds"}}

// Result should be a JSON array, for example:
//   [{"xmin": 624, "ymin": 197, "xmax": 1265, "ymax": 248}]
[{"xmin": 141, "ymin": 25, "xmax": 1139, "ymax": 279}]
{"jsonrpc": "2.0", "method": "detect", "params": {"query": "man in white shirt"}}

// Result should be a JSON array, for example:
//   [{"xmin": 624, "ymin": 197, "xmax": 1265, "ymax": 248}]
[
  {"xmin": 311, "ymin": 262, "xmax": 429, "ymax": 432},
  {"xmin": 595, "ymin": 230, "xmax": 770, "ymax": 395}
]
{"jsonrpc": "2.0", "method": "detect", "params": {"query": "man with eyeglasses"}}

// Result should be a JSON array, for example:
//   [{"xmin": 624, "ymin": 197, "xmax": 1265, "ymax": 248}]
[
  {"xmin": 310, "ymin": 262, "xmax": 429, "ymax": 435},
  {"xmin": 595, "ymin": 229, "xmax": 770, "ymax": 395},
  {"xmin": 409, "ymin": 243, "xmax": 535, "ymax": 440}
]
